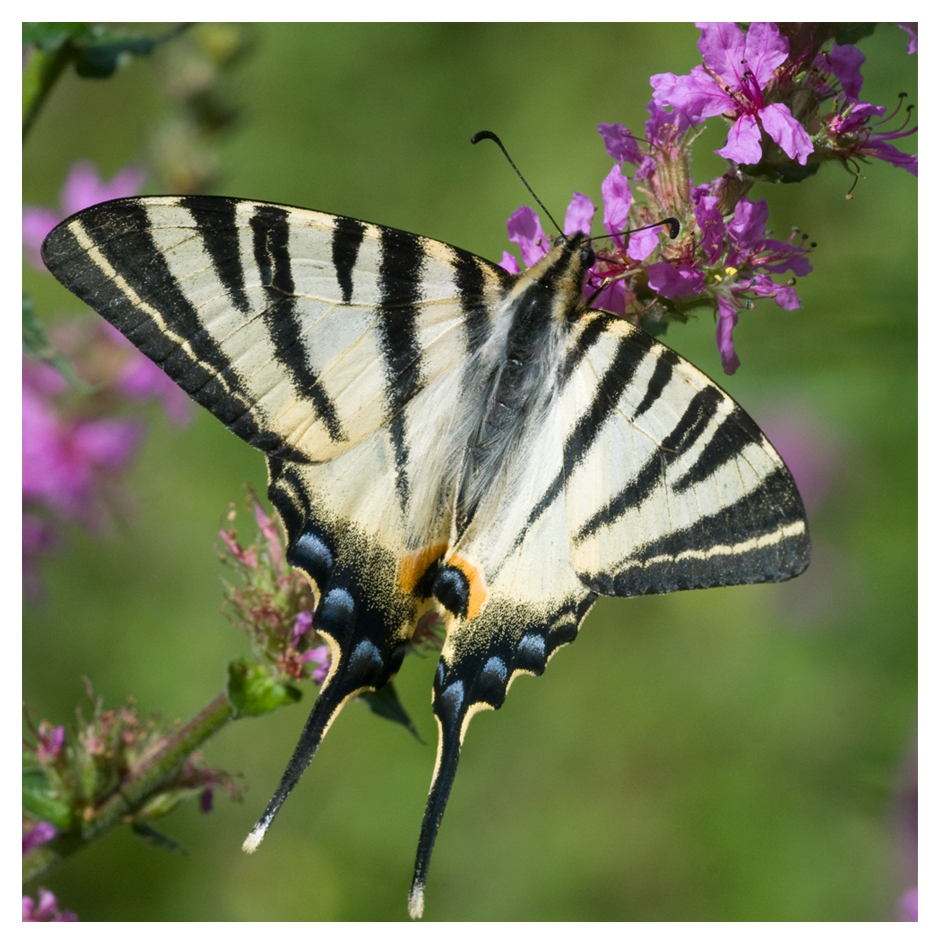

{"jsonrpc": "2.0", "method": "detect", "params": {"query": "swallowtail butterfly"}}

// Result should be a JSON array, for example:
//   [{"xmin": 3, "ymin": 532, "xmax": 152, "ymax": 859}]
[{"xmin": 42, "ymin": 190, "xmax": 809, "ymax": 918}]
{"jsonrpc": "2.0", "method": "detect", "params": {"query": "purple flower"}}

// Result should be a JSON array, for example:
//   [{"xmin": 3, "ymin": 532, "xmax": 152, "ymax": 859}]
[
  {"xmin": 499, "ymin": 251, "xmax": 520, "ymax": 275},
  {"xmin": 22, "ymin": 888, "xmax": 77, "ymax": 922},
  {"xmin": 597, "ymin": 122, "xmax": 643, "ymax": 164},
  {"xmin": 504, "ymin": 205, "xmax": 551, "ymax": 269},
  {"xmin": 682, "ymin": 189, "xmax": 812, "ymax": 373},
  {"xmin": 648, "ymin": 262, "xmax": 705, "ymax": 299},
  {"xmin": 651, "ymin": 22, "xmax": 813, "ymax": 166},
  {"xmin": 23, "ymin": 161, "xmax": 146, "ymax": 269},
  {"xmin": 715, "ymin": 298, "xmax": 741, "ymax": 375},
  {"xmin": 293, "ymin": 612, "xmax": 332, "ymax": 684},
  {"xmin": 23, "ymin": 360, "xmax": 141, "ymax": 521},
  {"xmin": 23, "ymin": 355, "xmax": 144, "ymax": 595},
  {"xmin": 503, "ymin": 195, "xmax": 600, "ymax": 272},
  {"xmin": 23, "ymin": 821, "xmax": 57, "ymax": 855},
  {"xmin": 824, "ymin": 43, "xmax": 866, "ymax": 101},
  {"xmin": 301, "ymin": 645, "xmax": 332, "ymax": 685},
  {"xmin": 898, "ymin": 23, "xmax": 917, "ymax": 55},
  {"xmin": 823, "ymin": 98, "xmax": 918, "ymax": 176},
  {"xmin": 564, "ymin": 192, "xmax": 595, "ymax": 236},
  {"xmin": 36, "ymin": 723, "xmax": 66, "ymax": 763},
  {"xmin": 812, "ymin": 45, "xmax": 918, "ymax": 177},
  {"xmin": 292, "ymin": 609, "xmax": 315, "ymax": 643}
]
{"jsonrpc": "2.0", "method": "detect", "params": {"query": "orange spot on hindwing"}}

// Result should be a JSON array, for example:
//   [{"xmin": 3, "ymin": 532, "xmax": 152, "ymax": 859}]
[
  {"xmin": 398, "ymin": 543, "xmax": 448, "ymax": 596},
  {"xmin": 398, "ymin": 545, "xmax": 488, "ymax": 621}
]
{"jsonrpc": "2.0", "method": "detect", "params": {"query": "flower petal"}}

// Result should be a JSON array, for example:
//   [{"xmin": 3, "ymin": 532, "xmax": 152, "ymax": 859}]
[
  {"xmin": 601, "ymin": 164, "xmax": 631, "ymax": 245},
  {"xmin": 760, "ymin": 103, "xmax": 814, "ymax": 164},
  {"xmin": 507, "ymin": 205, "xmax": 549, "ymax": 266},
  {"xmin": 597, "ymin": 122, "xmax": 643, "ymax": 164},
  {"xmin": 564, "ymin": 192, "xmax": 595, "ymax": 236},
  {"xmin": 695, "ymin": 22, "xmax": 747, "ymax": 86},
  {"xmin": 716, "ymin": 113, "xmax": 764, "ymax": 164},
  {"xmin": 716, "ymin": 297, "xmax": 741, "ymax": 375},
  {"xmin": 742, "ymin": 22, "xmax": 790, "ymax": 87},
  {"xmin": 826, "ymin": 43, "xmax": 866, "ymax": 101}
]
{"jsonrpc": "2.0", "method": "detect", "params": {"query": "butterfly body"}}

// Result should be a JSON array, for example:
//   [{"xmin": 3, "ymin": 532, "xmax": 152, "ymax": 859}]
[{"xmin": 42, "ymin": 195, "xmax": 808, "ymax": 918}]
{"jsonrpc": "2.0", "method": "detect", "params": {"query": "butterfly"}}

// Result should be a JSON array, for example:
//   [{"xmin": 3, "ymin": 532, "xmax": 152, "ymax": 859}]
[{"xmin": 42, "ymin": 192, "xmax": 809, "ymax": 918}]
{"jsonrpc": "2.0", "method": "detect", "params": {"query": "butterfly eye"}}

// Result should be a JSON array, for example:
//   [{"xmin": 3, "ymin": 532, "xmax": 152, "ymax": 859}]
[
  {"xmin": 553, "ymin": 234, "xmax": 566, "ymax": 248},
  {"xmin": 580, "ymin": 246, "xmax": 596, "ymax": 269}
]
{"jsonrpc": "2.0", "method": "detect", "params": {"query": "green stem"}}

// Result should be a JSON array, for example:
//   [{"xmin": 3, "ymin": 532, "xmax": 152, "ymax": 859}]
[
  {"xmin": 23, "ymin": 43, "xmax": 74, "ymax": 141},
  {"xmin": 23, "ymin": 692, "xmax": 236, "ymax": 885}
]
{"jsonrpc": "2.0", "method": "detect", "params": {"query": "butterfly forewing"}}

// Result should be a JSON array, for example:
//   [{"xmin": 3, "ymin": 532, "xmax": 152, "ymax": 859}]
[
  {"xmin": 43, "ymin": 196, "xmax": 510, "ymax": 465},
  {"xmin": 41, "ymin": 196, "xmax": 809, "ymax": 919}
]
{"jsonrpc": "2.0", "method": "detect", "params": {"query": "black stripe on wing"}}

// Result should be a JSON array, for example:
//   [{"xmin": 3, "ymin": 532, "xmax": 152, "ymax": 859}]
[
  {"xmin": 574, "ymin": 385, "xmax": 726, "ymax": 542},
  {"xmin": 378, "ymin": 227, "xmax": 426, "ymax": 509},
  {"xmin": 451, "ymin": 247, "xmax": 500, "ymax": 355},
  {"xmin": 331, "ymin": 216, "xmax": 366, "ymax": 304},
  {"xmin": 249, "ymin": 204, "xmax": 346, "ymax": 444},
  {"xmin": 591, "ymin": 466, "xmax": 810, "ymax": 596},
  {"xmin": 177, "ymin": 195, "xmax": 252, "ymax": 313}
]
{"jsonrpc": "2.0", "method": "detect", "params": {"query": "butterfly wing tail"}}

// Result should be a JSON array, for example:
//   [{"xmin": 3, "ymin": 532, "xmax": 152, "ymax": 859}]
[
  {"xmin": 407, "ymin": 699, "xmax": 463, "ymax": 920},
  {"xmin": 242, "ymin": 654, "xmax": 352, "ymax": 853}
]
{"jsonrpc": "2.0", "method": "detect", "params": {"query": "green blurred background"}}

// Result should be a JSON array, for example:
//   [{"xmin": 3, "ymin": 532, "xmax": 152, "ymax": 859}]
[{"xmin": 23, "ymin": 23, "xmax": 916, "ymax": 921}]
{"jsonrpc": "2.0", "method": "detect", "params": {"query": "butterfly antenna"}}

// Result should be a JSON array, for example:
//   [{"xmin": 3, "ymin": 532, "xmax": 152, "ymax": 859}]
[
  {"xmin": 594, "ymin": 216, "xmax": 681, "ymax": 244},
  {"xmin": 472, "ymin": 130, "xmax": 562, "ymax": 233}
]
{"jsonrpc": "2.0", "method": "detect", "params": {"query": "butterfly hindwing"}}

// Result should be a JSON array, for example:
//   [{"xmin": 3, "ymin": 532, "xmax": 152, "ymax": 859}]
[{"xmin": 41, "ymin": 196, "xmax": 809, "ymax": 919}]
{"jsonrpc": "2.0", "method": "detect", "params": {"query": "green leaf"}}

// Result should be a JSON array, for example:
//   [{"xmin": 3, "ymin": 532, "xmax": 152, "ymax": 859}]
[
  {"xmin": 22, "ymin": 23, "xmax": 90, "ymax": 50},
  {"xmin": 227, "ymin": 659, "xmax": 302, "ymax": 718},
  {"xmin": 833, "ymin": 23, "xmax": 878, "ymax": 46},
  {"xmin": 360, "ymin": 684, "xmax": 424, "ymax": 742},
  {"xmin": 131, "ymin": 820, "xmax": 188, "ymax": 854},
  {"xmin": 23, "ymin": 23, "xmax": 190, "ymax": 79},
  {"xmin": 22, "ymin": 769, "xmax": 72, "ymax": 830}
]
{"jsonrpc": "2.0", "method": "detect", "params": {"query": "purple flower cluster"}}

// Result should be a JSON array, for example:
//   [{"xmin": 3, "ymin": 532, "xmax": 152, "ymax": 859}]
[
  {"xmin": 500, "ymin": 22, "xmax": 916, "ymax": 373},
  {"xmin": 23, "ymin": 163, "xmax": 190, "ymax": 596},
  {"xmin": 218, "ymin": 496, "xmax": 327, "ymax": 685},
  {"xmin": 23, "ymin": 356, "xmax": 142, "ymax": 595},
  {"xmin": 22, "ymin": 888, "xmax": 77, "ymax": 922}
]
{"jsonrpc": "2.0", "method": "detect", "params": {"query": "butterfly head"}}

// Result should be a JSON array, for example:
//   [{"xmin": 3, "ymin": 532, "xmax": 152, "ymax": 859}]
[{"xmin": 518, "ymin": 231, "xmax": 597, "ymax": 312}]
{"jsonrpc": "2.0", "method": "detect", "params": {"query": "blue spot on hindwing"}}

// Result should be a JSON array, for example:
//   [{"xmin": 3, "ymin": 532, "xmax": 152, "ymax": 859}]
[
  {"xmin": 482, "ymin": 656, "xmax": 507, "ymax": 683},
  {"xmin": 318, "ymin": 587, "xmax": 355, "ymax": 634},
  {"xmin": 349, "ymin": 639, "xmax": 383, "ymax": 671},
  {"xmin": 476, "ymin": 656, "xmax": 509, "ymax": 706},
  {"xmin": 514, "ymin": 632, "xmax": 547, "ymax": 674},
  {"xmin": 292, "ymin": 531, "xmax": 334, "ymax": 585},
  {"xmin": 437, "ymin": 680, "xmax": 464, "ymax": 720},
  {"xmin": 432, "ymin": 565, "xmax": 470, "ymax": 618}
]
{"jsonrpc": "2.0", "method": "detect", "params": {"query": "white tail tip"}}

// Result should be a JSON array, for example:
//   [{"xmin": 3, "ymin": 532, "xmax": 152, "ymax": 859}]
[
  {"xmin": 242, "ymin": 825, "xmax": 266, "ymax": 854},
  {"xmin": 407, "ymin": 884, "xmax": 425, "ymax": 920}
]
